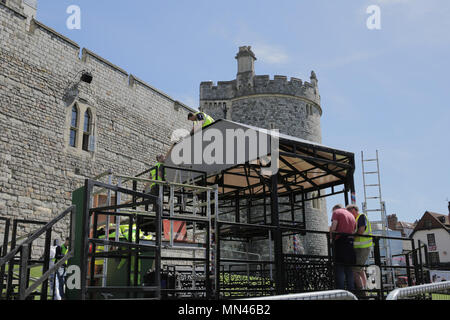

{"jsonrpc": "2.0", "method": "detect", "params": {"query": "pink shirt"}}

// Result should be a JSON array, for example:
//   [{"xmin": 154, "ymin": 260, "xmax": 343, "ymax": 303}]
[{"xmin": 331, "ymin": 208, "xmax": 356, "ymax": 239}]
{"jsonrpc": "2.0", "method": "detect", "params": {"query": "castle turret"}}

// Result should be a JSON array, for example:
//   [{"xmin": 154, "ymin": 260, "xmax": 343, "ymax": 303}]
[
  {"xmin": 235, "ymin": 46, "xmax": 256, "ymax": 90},
  {"xmin": 200, "ymin": 47, "xmax": 322, "ymax": 142}
]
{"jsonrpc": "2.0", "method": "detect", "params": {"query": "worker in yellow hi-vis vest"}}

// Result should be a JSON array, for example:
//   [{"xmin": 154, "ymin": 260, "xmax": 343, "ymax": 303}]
[
  {"xmin": 188, "ymin": 111, "xmax": 215, "ymax": 135},
  {"xmin": 61, "ymin": 237, "xmax": 69, "ymax": 265},
  {"xmin": 346, "ymin": 204, "xmax": 373, "ymax": 293},
  {"xmin": 95, "ymin": 224, "xmax": 123, "ymax": 268}
]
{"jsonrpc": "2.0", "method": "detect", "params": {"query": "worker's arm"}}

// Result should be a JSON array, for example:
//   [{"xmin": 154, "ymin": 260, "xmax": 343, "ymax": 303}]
[
  {"xmin": 330, "ymin": 220, "xmax": 338, "ymax": 232},
  {"xmin": 330, "ymin": 220, "xmax": 338, "ymax": 239},
  {"xmin": 357, "ymin": 225, "xmax": 365, "ymax": 235},
  {"xmin": 356, "ymin": 215, "xmax": 366, "ymax": 235},
  {"xmin": 165, "ymin": 145, "xmax": 175, "ymax": 160}
]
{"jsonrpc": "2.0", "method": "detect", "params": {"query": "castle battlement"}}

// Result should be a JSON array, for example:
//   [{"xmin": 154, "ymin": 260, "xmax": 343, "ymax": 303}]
[
  {"xmin": 200, "ymin": 73, "xmax": 320, "ymax": 105},
  {"xmin": 0, "ymin": 0, "xmax": 195, "ymax": 114}
]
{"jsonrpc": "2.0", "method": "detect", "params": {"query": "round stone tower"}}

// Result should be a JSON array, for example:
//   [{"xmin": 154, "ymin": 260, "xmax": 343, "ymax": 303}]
[{"xmin": 200, "ymin": 46, "xmax": 328, "ymax": 256}]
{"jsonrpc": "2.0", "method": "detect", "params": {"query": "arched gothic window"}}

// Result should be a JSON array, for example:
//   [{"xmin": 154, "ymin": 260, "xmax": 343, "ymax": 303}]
[
  {"xmin": 82, "ymin": 109, "xmax": 92, "ymax": 151},
  {"xmin": 69, "ymin": 105, "xmax": 79, "ymax": 147}
]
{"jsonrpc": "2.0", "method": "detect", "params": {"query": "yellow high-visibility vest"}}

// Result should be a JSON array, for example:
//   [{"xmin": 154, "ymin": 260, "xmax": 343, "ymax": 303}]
[
  {"xmin": 95, "ymin": 224, "xmax": 124, "ymax": 265},
  {"xmin": 61, "ymin": 244, "xmax": 68, "ymax": 265},
  {"xmin": 149, "ymin": 162, "xmax": 164, "ymax": 188},
  {"xmin": 95, "ymin": 224, "xmax": 153, "ymax": 267},
  {"xmin": 354, "ymin": 213, "xmax": 373, "ymax": 249},
  {"xmin": 119, "ymin": 224, "xmax": 153, "ymax": 242},
  {"xmin": 194, "ymin": 112, "xmax": 214, "ymax": 128}
]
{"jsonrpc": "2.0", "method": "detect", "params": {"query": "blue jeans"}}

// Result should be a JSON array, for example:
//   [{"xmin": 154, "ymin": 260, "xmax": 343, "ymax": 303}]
[
  {"xmin": 335, "ymin": 264, "xmax": 355, "ymax": 291},
  {"xmin": 52, "ymin": 267, "xmax": 65, "ymax": 300}
]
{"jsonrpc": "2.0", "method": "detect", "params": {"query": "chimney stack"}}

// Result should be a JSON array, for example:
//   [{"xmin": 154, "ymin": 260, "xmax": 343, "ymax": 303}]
[
  {"xmin": 235, "ymin": 46, "xmax": 256, "ymax": 90},
  {"xmin": 387, "ymin": 214, "xmax": 398, "ymax": 230}
]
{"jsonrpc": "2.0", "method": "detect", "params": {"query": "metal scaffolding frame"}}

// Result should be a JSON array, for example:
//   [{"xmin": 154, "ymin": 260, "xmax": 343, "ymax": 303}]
[{"xmin": 79, "ymin": 165, "xmax": 219, "ymax": 300}]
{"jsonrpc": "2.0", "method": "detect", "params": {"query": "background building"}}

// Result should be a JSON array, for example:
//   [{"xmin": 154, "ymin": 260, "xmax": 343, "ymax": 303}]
[
  {"xmin": 387, "ymin": 214, "xmax": 416, "ymax": 252},
  {"xmin": 411, "ymin": 208, "xmax": 450, "ymax": 268}
]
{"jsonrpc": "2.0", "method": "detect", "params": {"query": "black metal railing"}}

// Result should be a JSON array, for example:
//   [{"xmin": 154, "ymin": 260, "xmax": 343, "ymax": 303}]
[
  {"xmin": 214, "ymin": 220, "xmax": 429, "ymax": 300},
  {"xmin": 0, "ymin": 206, "xmax": 76, "ymax": 300}
]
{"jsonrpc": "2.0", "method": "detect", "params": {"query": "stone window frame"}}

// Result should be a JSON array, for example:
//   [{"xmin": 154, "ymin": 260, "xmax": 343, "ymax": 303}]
[
  {"xmin": 306, "ymin": 104, "xmax": 314, "ymax": 116},
  {"xmin": 311, "ymin": 191, "xmax": 320, "ymax": 209},
  {"xmin": 65, "ymin": 100, "xmax": 97, "ymax": 155},
  {"xmin": 82, "ymin": 108, "xmax": 93, "ymax": 152},
  {"xmin": 69, "ymin": 104, "xmax": 79, "ymax": 148}
]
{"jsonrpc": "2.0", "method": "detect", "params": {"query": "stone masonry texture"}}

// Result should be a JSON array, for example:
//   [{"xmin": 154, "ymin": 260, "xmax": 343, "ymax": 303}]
[{"xmin": 0, "ymin": 2, "xmax": 193, "ymax": 257}]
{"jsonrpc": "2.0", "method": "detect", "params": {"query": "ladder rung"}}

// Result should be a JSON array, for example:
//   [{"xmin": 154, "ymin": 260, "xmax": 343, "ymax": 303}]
[
  {"xmin": 363, "ymin": 159, "xmax": 377, "ymax": 162},
  {"xmin": 366, "ymin": 197, "xmax": 380, "ymax": 199},
  {"xmin": 364, "ymin": 184, "xmax": 379, "ymax": 187},
  {"xmin": 365, "ymin": 209, "xmax": 382, "ymax": 212},
  {"xmin": 363, "ymin": 171, "xmax": 378, "ymax": 174}
]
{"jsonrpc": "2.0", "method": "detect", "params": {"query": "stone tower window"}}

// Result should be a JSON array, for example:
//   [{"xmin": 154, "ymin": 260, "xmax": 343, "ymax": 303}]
[
  {"xmin": 66, "ymin": 101, "xmax": 96, "ymax": 153},
  {"xmin": 82, "ymin": 109, "xmax": 92, "ymax": 151},
  {"xmin": 311, "ymin": 191, "xmax": 320, "ymax": 209},
  {"xmin": 69, "ymin": 104, "xmax": 79, "ymax": 147}
]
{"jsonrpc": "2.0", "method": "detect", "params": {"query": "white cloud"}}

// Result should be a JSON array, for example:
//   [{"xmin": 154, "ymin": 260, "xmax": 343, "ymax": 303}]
[
  {"xmin": 317, "ymin": 48, "xmax": 387, "ymax": 70},
  {"xmin": 251, "ymin": 44, "xmax": 290, "ymax": 64},
  {"xmin": 208, "ymin": 21, "xmax": 290, "ymax": 65},
  {"xmin": 376, "ymin": 0, "xmax": 410, "ymax": 4}
]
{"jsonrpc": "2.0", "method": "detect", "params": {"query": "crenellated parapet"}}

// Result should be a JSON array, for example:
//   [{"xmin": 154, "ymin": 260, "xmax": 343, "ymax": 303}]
[
  {"xmin": 200, "ymin": 72, "xmax": 321, "ymax": 106},
  {"xmin": 200, "ymin": 80, "xmax": 235, "ymax": 101}
]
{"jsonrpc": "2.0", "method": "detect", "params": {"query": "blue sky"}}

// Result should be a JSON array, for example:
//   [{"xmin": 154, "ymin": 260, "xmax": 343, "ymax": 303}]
[{"xmin": 36, "ymin": 0, "xmax": 450, "ymax": 224}]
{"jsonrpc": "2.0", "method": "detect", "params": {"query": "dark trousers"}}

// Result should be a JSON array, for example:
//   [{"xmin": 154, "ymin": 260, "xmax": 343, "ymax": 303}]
[
  {"xmin": 334, "ymin": 237, "xmax": 356, "ymax": 291},
  {"xmin": 140, "ymin": 185, "xmax": 160, "ymax": 233}
]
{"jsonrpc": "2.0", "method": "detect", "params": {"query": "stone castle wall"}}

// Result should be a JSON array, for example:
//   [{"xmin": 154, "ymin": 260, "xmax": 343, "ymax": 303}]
[{"xmin": 0, "ymin": 2, "xmax": 193, "ymax": 255}]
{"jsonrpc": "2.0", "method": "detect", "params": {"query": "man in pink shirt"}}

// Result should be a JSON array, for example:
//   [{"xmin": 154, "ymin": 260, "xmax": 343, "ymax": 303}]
[{"xmin": 330, "ymin": 204, "xmax": 356, "ymax": 291}]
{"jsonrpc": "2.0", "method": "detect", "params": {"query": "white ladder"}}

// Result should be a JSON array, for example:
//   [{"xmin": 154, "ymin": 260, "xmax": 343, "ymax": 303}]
[{"xmin": 361, "ymin": 150, "xmax": 395, "ymax": 288}]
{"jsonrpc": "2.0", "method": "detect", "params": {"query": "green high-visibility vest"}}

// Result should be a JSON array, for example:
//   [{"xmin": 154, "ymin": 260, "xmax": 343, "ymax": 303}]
[
  {"xmin": 149, "ymin": 162, "xmax": 165, "ymax": 188},
  {"xmin": 194, "ymin": 112, "xmax": 214, "ymax": 128},
  {"xmin": 61, "ymin": 244, "xmax": 68, "ymax": 265},
  {"xmin": 53, "ymin": 244, "xmax": 69, "ymax": 264},
  {"xmin": 120, "ymin": 224, "xmax": 153, "ymax": 242},
  {"xmin": 96, "ymin": 224, "xmax": 124, "ymax": 265},
  {"xmin": 117, "ymin": 224, "xmax": 153, "ymax": 270},
  {"xmin": 354, "ymin": 213, "xmax": 373, "ymax": 249}
]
